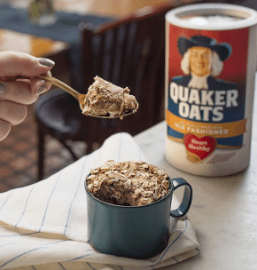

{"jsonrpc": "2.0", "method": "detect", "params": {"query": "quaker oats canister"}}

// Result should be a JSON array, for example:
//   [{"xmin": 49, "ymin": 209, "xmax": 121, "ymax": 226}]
[{"xmin": 165, "ymin": 4, "xmax": 257, "ymax": 176}]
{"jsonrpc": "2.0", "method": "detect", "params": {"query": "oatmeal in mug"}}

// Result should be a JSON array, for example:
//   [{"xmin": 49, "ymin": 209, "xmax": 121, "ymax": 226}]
[{"xmin": 86, "ymin": 160, "xmax": 170, "ymax": 206}]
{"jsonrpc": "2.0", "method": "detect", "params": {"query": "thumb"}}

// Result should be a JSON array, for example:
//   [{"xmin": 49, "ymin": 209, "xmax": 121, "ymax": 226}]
[{"xmin": 0, "ymin": 51, "xmax": 55, "ymax": 78}]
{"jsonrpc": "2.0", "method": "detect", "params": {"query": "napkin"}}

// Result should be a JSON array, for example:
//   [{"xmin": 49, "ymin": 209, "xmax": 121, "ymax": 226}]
[{"xmin": 0, "ymin": 133, "xmax": 200, "ymax": 270}]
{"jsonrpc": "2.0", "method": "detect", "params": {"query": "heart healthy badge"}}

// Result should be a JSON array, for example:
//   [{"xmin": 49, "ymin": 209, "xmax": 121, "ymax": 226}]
[{"xmin": 183, "ymin": 134, "xmax": 216, "ymax": 162}]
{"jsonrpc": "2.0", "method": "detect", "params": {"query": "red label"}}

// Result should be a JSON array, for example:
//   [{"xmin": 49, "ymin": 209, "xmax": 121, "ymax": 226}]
[{"xmin": 166, "ymin": 22, "xmax": 249, "ymax": 158}]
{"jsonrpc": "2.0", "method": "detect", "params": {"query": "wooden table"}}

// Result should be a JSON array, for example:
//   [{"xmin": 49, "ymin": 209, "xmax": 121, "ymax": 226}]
[
  {"xmin": 134, "ymin": 76, "xmax": 257, "ymax": 269},
  {"xmin": 15, "ymin": 0, "xmax": 171, "ymax": 17},
  {"xmin": 0, "ymin": 29, "xmax": 66, "ymax": 55}
]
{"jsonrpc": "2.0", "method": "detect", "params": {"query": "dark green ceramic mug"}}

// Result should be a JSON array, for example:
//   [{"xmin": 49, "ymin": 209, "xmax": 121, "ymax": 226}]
[{"xmin": 84, "ymin": 176, "xmax": 192, "ymax": 259}]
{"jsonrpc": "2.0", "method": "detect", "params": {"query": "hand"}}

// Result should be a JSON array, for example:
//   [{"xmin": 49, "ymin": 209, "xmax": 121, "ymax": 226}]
[{"xmin": 0, "ymin": 51, "xmax": 55, "ymax": 141}]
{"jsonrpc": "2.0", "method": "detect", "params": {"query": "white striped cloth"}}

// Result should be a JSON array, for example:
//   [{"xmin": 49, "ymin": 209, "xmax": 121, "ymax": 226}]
[{"xmin": 0, "ymin": 133, "xmax": 200, "ymax": 270}]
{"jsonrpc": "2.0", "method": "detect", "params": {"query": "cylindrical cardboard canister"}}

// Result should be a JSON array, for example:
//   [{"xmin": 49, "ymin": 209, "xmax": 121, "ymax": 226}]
[{"xmin": 165, "ymin": 4, "xmax": 257, "ymax": 176}]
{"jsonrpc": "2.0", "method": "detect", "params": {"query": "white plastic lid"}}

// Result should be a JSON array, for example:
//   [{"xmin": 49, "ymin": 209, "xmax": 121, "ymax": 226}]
[{"xmin": 165, "ymin": 3, "xmax": 257, "ymax": 30}]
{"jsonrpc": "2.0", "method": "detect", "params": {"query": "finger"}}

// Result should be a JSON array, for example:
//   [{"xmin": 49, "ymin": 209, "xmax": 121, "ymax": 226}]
[
  {"xmin": 0, "ymin": 119, "xmax": 11, "ymax": 141},
  {"xmin": 0, "ymin": 100, "xmax": 27, "ymax": 125},
  {"xmin": 0, "ymin": 76, "xmax": 18, "ymax": 81},
  {"xmin": 0, "ymin": 51, "xmax": 55, "ymax": 78},
  {"xmin": 14, "ymin": 78, "xmax": 48, "ymax": 96},
  {"xmin": 0, "ymin": 81, "xmax": 39, "ymax": 105},
  {"xmin": 30, "ymin": 70, "xmax": 53, "ymax": 95}
]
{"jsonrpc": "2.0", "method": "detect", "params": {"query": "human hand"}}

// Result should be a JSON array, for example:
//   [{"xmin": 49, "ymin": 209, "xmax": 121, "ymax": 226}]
[{"xmin": 0, "ymin": 51, "xmax": 55, "ymax": 141}]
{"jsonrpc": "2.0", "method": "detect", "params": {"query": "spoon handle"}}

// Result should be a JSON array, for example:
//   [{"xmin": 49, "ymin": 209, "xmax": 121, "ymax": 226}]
[{"xmin": 38, "ymin": 75, "xmax": 80, "ymax": 99}]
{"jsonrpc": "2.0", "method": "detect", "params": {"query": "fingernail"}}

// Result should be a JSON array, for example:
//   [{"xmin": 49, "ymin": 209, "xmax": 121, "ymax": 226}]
[
  {"xmin": 37, "ymin": 85, "xmax": 46, "ymax": 95},
  {"xmin": 0, "ymin": 83, "xmax": 6, "ymax": 95},
  {"xmin": 38, "ymin": 58, "xmax": 55, "ymax": 68}
]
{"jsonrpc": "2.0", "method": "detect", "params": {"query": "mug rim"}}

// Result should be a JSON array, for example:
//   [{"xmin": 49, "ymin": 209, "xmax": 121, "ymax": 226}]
[{"xmin": 84, "ymin": 173, "xmax": 174, "ymax": 209}]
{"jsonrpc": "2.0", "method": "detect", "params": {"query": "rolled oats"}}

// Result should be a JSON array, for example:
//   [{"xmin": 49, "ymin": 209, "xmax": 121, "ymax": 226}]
[
  {"xmin": 82, "ymin": 76, "xmax": 139, "ymax": 119},
  {"xmin": 86, "ymin": 161, "xmax": 171, "ymax": 206}
]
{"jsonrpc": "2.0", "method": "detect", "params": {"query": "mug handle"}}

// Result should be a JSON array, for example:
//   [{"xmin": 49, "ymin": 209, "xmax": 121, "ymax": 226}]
[{"xmin": 170, "ymin": 178, "xmax": 193, "ymax": 218}]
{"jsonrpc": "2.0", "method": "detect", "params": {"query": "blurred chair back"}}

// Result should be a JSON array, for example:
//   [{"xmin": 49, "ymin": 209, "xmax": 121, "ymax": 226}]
[{"xmin": 73, "ymin": 3, "xmax": 173, "ymax": 149}]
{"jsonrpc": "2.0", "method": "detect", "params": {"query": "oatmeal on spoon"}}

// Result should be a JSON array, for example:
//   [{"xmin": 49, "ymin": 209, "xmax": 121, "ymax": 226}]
[{"xmin": 38, "ymin": 75, "xmax": 139, "ymax": 119}]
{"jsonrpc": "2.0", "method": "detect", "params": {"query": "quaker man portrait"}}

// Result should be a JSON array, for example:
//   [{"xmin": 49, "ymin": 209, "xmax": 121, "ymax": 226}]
[{"xmin": 172, "ymin": 35, "xmax": 237, "ymax": 90}]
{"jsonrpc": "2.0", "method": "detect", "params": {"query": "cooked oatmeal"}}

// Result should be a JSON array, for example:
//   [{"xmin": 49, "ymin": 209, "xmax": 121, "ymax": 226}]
[
  {"xmin": 86, "ymin": 160, "xmax": 170, "ymax": 206},
  {"xmin": 82, "ymin": 76, "xmax": 138, "ymax": 119}
]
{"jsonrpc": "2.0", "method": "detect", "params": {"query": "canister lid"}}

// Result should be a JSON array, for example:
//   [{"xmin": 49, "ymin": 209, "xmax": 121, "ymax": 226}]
[{"xmin": 165, "ymin": 3, "xmax": 257, "ymax": 30}]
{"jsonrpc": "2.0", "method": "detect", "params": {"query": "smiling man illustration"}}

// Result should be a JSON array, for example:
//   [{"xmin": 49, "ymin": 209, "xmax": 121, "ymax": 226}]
[{"xmin": 172, "ymin": 35, "xmax": 236, "ymax": 90}]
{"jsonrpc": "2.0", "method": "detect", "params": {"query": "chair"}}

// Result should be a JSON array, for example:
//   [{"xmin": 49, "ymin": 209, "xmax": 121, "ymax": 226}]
[{"xmin": 34, "ymin": 0, "xmax": 204, "ymax": 181}]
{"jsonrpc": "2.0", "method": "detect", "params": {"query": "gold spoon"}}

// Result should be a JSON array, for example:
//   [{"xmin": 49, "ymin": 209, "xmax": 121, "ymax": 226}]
[{"xmin": 38, "ymin": 75, "xmax": 138, "ymax": 119}]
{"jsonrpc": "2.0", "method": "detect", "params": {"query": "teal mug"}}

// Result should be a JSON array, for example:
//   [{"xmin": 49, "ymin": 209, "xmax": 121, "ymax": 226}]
[{"xmin": 84, "ymin": 176, "xmax": 192, "ymax": 259}]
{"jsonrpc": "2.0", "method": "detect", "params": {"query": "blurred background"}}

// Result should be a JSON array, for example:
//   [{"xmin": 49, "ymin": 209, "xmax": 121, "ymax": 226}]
[{"xmin": 0, "ymin": 0, "xmax": 255, "ymax": 191}]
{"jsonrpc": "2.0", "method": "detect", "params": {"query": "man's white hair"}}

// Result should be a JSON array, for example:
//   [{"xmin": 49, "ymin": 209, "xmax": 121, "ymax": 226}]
[{"xmin": 180, "ymin": 48, "xmax": 223, "ymax": 77}]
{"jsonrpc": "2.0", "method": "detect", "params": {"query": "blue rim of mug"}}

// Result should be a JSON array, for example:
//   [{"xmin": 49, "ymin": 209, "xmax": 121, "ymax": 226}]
[{"xmin": 84, "ymin": 173, "xmax": 174, "ymax": 209}]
